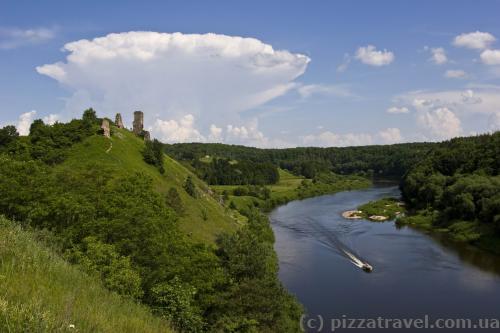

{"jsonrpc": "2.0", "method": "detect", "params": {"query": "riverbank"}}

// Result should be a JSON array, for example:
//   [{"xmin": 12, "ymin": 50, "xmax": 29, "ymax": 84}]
[
  {"xmin": 354, "ymin": 197, "xmax": 500, "ymax": 256},
  {"xmin": 212, "ymin": 169, "xmax": 372, "ymax": 215}
]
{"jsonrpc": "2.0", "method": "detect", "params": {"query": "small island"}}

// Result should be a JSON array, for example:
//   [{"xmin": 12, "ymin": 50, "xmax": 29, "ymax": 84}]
[{"xmin": 343, "ymin": 197, "xmax": 405, "ymax": 222}]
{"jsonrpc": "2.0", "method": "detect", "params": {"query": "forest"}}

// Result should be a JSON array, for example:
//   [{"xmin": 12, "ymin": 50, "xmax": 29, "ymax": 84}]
[
  {"xmin": 164, "ymin": 141, "xmax": 435, "ymax": 179},
  {"xmin": 399, "ymin": 132, "xmax": 500, "ymax": 250}
]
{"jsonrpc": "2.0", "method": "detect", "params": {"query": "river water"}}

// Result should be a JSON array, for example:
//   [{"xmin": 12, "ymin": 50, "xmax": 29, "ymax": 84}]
[{"xmin": 270, "ymin": 185, "xmax": 500, "ymax": 332}]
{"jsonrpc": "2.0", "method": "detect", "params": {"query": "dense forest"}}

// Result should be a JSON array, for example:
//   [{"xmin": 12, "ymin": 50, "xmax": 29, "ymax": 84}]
[
  {"xmin": 0, "ymin": 111, "xmax": 302, "ymax": 333},
  {"xmin": 164, "ymin": 141, "xmax": 435, "ymax": 179},
  {"xmin": 191, "ymin": 158, "xmax": 280, "ymax": 185},
  {"xmin": 399, "ymin": 132, "xmax": 500, "ymax": 249}
]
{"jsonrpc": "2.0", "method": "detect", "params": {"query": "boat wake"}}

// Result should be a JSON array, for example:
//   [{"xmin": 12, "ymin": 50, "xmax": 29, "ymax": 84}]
[{"xmin": 274, "ymin": 216, "xmax": 372, "ymax": 272}]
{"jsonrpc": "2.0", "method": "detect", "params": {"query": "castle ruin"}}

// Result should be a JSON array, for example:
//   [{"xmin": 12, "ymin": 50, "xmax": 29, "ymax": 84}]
[
  {"xmin": 101, "ymin": 119, "xmax": 110, "ymax": 138},
  {"xmin": 115, "ymin": 113, "xmax": 124, "ymax": 129},
  {"xmin": 133, "ymin": 111, "xmax": 144, "ymax": 135}
]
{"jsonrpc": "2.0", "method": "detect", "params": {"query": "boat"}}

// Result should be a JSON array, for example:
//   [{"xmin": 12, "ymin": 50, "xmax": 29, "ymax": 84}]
[{"xmin": 361, "ymin": 263, "xmax": 373, "ymax": 272}]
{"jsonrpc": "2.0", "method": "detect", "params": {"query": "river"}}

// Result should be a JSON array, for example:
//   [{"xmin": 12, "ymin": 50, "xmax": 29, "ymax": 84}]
[{"xmin": 270, "ymin": 184, "xmax": 500, "ymax": 332}]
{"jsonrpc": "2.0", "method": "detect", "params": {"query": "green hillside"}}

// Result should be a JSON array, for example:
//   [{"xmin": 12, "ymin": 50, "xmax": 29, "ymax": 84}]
[
  {"xmin": 0, "ymin": 216, "xmax": 171, "ymax": 333},
  {"xmin": 59, "ymin": 126, "xmax": 240, "ymax": 244}
]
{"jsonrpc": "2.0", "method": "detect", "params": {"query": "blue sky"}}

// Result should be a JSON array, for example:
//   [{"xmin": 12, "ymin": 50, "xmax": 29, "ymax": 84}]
[{"xmin": 1, "ymin": 0, "xmax": 500, "ymax": 147}]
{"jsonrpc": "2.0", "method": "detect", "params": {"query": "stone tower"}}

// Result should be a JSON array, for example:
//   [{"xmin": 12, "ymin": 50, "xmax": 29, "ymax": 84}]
[
  {"xmin": 101, "ymin": 119, "xmax": 110, "ymax": 138},
  {"xmin": 133, "ymin": 111, "xmax": 144, "ymax": 135},
  {"xmin": 115, "ymin": 113, "xmax": 124, "ymax": 129}
]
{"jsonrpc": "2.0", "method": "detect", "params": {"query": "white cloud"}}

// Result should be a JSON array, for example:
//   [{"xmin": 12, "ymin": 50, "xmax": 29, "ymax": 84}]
[
  {"xmin": 336, "ymin": 53, "xmax": 351, "ymax": 72},
  {"xmin": 489, "ymin": 112, "xmax": 500, "ymax": 132},
  {"xmin": 36, "ymin": 31, "xmax": 310, "ymax": 141},
  {"xmin": 297, "ymin": 84, "xmax": 355, "ymax": 98},
  {"xmin": 480, "ymin": 49, "xmax": 500, "ymax": 65},
  {"xmin": 397, "ymin": 87, "xmax": 500, "ymax": 116},
  {"xmin": 17, "ymin": 110, "xmax": 37, "ymax": 135},
  {"xmin": 417, "ymin": 107, "xmax": 462, "ymax": 140},
  {"xmin": 355, "ymin": 45, "xmax": 394, "ymax": 66},
  {"xmin": 386, "ymin": 106, "xmax": 409, "ymax": 114},
  {"xmin": 226, "ymin": 119, "xmax": 267, "ymax": 144},
  {"xmin": 444, "ymin": 69, "xmax": 467, "ymax": 79},
  {"xmin": 378, "ymin": 128, "xmax": 402, "ymax": 144},
  {"xmin": 453, "ymin": 31, "xmax": 496, "ymax": 50},
  {"xmin": 0, "ymin": 27, "xmax": 55, "ymax": 49},
  {"xmin": 43, "ymin": 114, "xmax": 60, "ymax": 125},
  {"xmin": 208, "ymin": 124, "xmax": 223, "ymax": 142},
  {"xmin": 301, "ymin": 127, "xmax": 403, "ymax": 147},
  {"xmin": 429, "ymin": 47, "xmax": 448, "ymax": 65},
  {"xmin": 152, "ymin": 114, "xmax": 204, "ymax": 143}
]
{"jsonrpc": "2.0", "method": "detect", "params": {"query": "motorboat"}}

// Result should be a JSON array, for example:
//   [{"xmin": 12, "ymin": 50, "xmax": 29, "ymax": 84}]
[{"xmin": 361, "ymin": 263, "xmax": 373, "ymax": 272}]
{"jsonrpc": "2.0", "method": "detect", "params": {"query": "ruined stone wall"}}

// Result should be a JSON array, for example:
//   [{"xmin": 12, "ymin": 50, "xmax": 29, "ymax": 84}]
[
  {"xmin": 101, "ymin": 119, "xmax": 110, "ymax": 138},
  {"xmin": 133, "ymin": 111, "xmax": 144, "ymax": 135},
  {"xmin": 115, "ymin": 113, "xmax": 124, "ymax": 129}
]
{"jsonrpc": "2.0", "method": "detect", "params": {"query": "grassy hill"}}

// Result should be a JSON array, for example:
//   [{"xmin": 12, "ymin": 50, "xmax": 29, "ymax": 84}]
[
  {"xmin": 0, "ymin": 216, "xmax": 172, "ymax": 332},
  {"xmin": 58, "ymin": 126, "xmax": 240, "ymax": 244}
]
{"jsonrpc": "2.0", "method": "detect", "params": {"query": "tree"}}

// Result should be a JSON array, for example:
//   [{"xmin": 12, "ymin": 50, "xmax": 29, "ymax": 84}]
[
  {"xmin": 0, "ymin": 125, "xmax": 19, "ymax": 146},
  {"xmin": 184, "ymin": 176, "xmax": 197, "ymax": 197},
  {"xmin": 82, "ymin": 108, "xmax": 98, "ymax": 124},
  {"xmin": 69, "ymin": 236, "xmax": 143, "ymax": 299},
  {"xmin": 166, "ymin": 187, "xmax": 184, "ymax": 215},
  {"xmin": 151, "ymin": 277, "xmax": 204, "ymax": 333}
]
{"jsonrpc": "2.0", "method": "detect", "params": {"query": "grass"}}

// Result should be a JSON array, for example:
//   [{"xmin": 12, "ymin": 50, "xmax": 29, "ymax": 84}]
[
  {"xmin": 213, "ymin": 169, "xmax": 371, "ymax": 213},
  {"xmin": 59, "ymin": 127, "xmax": 240, "ymax": 244},
  {"xmin": 357, "ymin": 197, "xmax": 406, "ymax": 221},
  {"xmin": 0, "ymin": 216, "xmax": 172, "ymax": 333}
]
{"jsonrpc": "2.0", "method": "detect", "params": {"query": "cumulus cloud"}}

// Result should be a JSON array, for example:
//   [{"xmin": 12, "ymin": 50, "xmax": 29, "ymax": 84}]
[
  {"xmin": 453, "ymin": 31, "xmax": 496, "ymax": 50},
  {"xmin": 36, "ymin": 31, "xmax": 310, "ymax": 145},
  {"xmin": 386, "ymin": 106, "xmax": 409, "ymax": 114},
  {"xmin": 444, "ymin": 69, "xmax": 467, "ymax": 79},
  {"xmin": 429, "ymin": 47, "xmax": 448, "ymax": 65},
  {"xmin": 480, "ymin": 49, "xmax": 500, "ymax": 65},
  {"xmin": 489, "ymin": 112, "xmax": 500, "ymax": 132},
  {"xmin": 397, "ymin": 86, "xmax": 500, "ymax": 115},
  {"xmin": 0, "ymin": 27, "xmax": 55, "ymax": 49},
  {"xmin": 355, "ymin": 45, "xmax": 394, "ymax": 66},
  {"xmin": 43, "ymin": 113, "xmax": 60, "ymax": 125},
  {"xmin": 17, "ymin": 110, "xmax": 37, "ymax": 135},
  {"xmin": 417, "ymin": 107, "xmax": 462, "ymax": 140},
  {"xmin": 208, "ymin": 124, "xmax": 223, "ymax": 142},
  {"xmin": 296, "ymin": 84, "xmax": 355, "ymax": 98},
  {"xmin": 153, "ymin": 114, "xmax": 204, "ymax": 143},
  {"xmin": 301, "ymin": 127, "xmax": 403, "ymax": 147}
]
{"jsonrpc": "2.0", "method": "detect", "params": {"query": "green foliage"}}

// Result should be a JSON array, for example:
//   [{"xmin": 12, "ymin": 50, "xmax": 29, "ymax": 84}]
[
  {"xmin": 0, "ymin": 216, "xmax": 172, "ymax": 333},
  {"xmin": 166, "ymin": 187, "xmax": 185, "ymax": 215},
  {"xmin": 151, "ymin": 277, "xmax": 204, "ymax": 333},
  {"xmin": 357, "ymin": 197, "xmax": 405, "ymax": 221},
  {"xmin": 82, "ymin": 108, "xmax": 98, "ymax": 125},
  {"xmin": 0, "ymin": 119, "xmax": 304, "ymax": 332},
  {"xmin": 0, "ymin": 125, "xmax": 18, "ymax": 147},
  {"xmin": 143, "ymin": 139, "xmax": 165, "ymax": 174},
  {"xmin": 193, "ymin": 158, "xmax": 279, "ymax": 185},
  {"xmin": 184, "ymin": 175, "xmax": 197, "ymax": 197},
  {"xmin": 164, "ymin": 141, "xmax": 435, "ymax": 179},
  {"xmin": 212, "ymin": 211, "xmax": 302, "ymax": 332},
  {"xmin": 69, "ymin": 236, "xmax": 143, "ymax": 299},
  {"xmin": 400, "ymin": 132, "xmax": 500, "ymax": 245}
]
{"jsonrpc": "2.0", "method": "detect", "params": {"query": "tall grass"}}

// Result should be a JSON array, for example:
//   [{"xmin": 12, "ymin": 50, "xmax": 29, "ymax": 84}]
[{"xmin": 0, "ymin": 216, "xmax": 172, "ymax": 333}]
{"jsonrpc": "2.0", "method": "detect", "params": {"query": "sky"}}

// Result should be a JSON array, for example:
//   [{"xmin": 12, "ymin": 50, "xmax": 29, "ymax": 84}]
[{"xmin": 1, "ymin": 0, "xmax": 500, "ymax": 147}]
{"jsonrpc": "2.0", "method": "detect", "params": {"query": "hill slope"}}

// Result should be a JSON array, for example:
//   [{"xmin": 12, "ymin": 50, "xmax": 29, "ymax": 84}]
[
  {"xmin": 59, "ymin": 127, "xmax": 240, "ymax": 244},
  {"xmin": 0, "ymin": 216, "xmax": 171, "ymax": 333}
]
